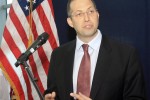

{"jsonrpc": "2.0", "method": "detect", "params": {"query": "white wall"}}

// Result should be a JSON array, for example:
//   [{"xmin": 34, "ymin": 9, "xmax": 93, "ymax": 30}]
[{"xmin": 0, "ymin": 0, "xmax": 7, "ymax": 44}]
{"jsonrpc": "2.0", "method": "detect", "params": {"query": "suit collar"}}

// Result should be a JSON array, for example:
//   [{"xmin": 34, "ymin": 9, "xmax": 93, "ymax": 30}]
[
  {"xmin": 90, "ymin": 35, "xmax": 112, "ymax": 99},
  {"xmin": 63, "ymin": 40, "xmax": 76, "ymax": 99}
]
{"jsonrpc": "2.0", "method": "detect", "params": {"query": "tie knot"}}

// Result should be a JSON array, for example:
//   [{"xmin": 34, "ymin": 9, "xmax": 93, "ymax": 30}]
[{"xmin": 82, "ymin": 44, "xmax": 89, "ymax": 51}]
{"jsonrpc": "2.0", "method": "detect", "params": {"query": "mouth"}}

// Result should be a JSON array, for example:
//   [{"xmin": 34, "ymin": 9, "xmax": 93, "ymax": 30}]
[{"xmin": 83, "ymin": 24, "xmax": 93, "ymax": 29}]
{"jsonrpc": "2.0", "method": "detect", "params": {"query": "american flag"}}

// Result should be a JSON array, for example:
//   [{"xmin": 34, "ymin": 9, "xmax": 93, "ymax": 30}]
[{"xmin": 0, "ymin": 0, "xmax": 59, "ymax": 99}]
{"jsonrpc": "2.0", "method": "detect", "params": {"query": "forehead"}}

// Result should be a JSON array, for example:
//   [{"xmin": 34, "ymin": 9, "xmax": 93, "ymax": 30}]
[{"xmin": 70, "ymin": 0, "xmax": 94, "ymax": 11}]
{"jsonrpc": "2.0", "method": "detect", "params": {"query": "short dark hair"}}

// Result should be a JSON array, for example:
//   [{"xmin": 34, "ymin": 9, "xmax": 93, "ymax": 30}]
[{"xmin": 67, "ymin": 0, "xmax": 97, "ymax": 17}]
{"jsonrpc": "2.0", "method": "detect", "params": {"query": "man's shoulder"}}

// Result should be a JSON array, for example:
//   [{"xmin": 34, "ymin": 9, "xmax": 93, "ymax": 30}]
[
  {"xmin": 52, "ymin": 39, "xmax": 76, "ymax": 53},
  {"xmin": 103, "ymin": 35, "xmax": 136, "ymax": 50},
  {"xmin": 102, "ymin": 35, "xmax": 138, "ymax": 56}
]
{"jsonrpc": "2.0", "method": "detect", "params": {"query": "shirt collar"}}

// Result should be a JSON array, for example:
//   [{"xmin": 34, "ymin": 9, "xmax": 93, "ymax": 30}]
[{"xmin": 76, "ymin": 29, "xmax": 102, "ymax": 51}]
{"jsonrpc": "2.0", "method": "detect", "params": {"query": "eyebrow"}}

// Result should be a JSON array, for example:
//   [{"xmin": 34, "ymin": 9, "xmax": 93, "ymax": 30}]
[{"xmin": 72, "ymin": 6, "xmax": 95, "ymax": 13}]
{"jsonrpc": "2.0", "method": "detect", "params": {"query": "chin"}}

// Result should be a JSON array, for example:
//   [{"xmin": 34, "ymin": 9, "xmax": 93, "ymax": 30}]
[{"xmin": 84, "ymin": 30, "xmax": 96, "ymax": 35}]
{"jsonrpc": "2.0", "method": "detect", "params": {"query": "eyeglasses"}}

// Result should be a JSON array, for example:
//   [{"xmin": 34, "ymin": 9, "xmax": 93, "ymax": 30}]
[{"xmin": 70, "ymin": 8, "xmax": 97, "ymax": 18}]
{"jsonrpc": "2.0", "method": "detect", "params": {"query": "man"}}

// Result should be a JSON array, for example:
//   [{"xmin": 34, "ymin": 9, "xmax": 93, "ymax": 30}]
[{"xmin": 44, "ymin": 0, "xmax": 146, "ymax": 99}]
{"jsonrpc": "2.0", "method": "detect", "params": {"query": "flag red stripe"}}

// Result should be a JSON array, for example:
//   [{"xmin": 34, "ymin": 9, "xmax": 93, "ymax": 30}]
[
  {"xmin": 36, "ymin": 5, "xmax": 58, "ymax": 49},
  {"xmin": 21, "ymin": 65, "xmax": 33, "ymax": 100},
  {"xmin": 37, "ymin": 47, "xmax": 50, "ymax": 74},
  {"xmin": 29, "ymin": 55, "xmax": 45, "ymax": 93},
  {"xmin": 47, "ymin": 0, "xmax": 55, "ymax": 17}
]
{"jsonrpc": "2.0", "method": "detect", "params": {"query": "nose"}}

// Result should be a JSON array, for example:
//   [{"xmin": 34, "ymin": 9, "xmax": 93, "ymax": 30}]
[{"xmin": 84, "ymin": 12, "xmax": 90, "ymax": 22}]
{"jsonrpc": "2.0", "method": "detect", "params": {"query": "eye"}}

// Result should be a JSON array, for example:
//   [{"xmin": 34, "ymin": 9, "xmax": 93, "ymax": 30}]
[
  {"xmin": 75, "ymin": 12, "xmax": 83, "ymax": 17},
  {"xmin": 88, "ymin": 10, "xmax": 95, "ymax": 14}
]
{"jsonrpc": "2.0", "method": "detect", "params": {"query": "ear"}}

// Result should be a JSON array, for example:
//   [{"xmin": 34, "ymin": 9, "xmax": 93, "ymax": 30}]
[
  {"xmin": 97, "ymin": 11, "xmax": 100, "ymax": 18},
  {"xmin": 67, "ymin": 17, "xmax": 74, "ymax": 28}
]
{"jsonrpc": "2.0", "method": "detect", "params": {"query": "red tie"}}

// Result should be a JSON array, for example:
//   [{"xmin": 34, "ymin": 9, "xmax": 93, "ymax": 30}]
[{"xmin": 77, "ymin": 44, "xmax": 91, "ymax": 97}]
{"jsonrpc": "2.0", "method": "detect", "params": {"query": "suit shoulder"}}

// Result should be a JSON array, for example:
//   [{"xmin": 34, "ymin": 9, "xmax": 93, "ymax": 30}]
[
  {"xmin": 52, "ymin": 40, "xmax": 76, "ymax": 53},
  {"xmin": 102, "ymin": 35, "xmax": 139, "ymax": 60},
  {"xmin": 104, "ymin": 36, "xmax": 136, "ymax": 51}
]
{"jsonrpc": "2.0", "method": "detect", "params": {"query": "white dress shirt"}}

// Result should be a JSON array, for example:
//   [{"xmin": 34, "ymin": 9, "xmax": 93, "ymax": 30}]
[{"xmin": 73, "ymin": 29, "xmax": 102, "ymax": 93}]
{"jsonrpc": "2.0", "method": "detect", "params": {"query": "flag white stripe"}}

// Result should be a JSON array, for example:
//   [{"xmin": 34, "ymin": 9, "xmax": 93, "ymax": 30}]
[
  {"xmin": 32, "ymin": 10, "xmax": 45, "ymax": 35},
  {"xmin": 42, "ymin": 41, "xmax": 53, "ymax": 61},
  {"xmin": 33, "ymin": 51, "xmax": 47, "ymax": 89},
  {"xmin": 27, "ymin": 62, "xmax": 39, "ymax": 100}
]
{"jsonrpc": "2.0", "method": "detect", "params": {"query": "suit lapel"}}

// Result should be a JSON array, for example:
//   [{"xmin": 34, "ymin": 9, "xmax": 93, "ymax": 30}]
[
  {"xmin": 90, "ymin": 36, "xmax": 112, "ymax": 99},
  {"xmin": 63, "ymin": 40, "xmax": 76, "ymax": 99}
]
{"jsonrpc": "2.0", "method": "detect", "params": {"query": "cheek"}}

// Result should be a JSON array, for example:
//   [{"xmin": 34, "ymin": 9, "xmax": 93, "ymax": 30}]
[
  {"xmin": 93, "ymin": 17, "xmax": 99, "ymax": 26},
  {"xmin": 72, "ymin": 21, "xmax": 82, "ymax": 28},
  {"xmin": 74, "ymin": 24, "xmax": 82, "ymax": 32}
]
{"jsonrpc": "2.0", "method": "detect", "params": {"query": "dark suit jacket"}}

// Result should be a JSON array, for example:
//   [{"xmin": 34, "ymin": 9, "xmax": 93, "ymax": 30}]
[{"xmin": 45, "ymin": 35, "xmax": 146, "ymax": 100}]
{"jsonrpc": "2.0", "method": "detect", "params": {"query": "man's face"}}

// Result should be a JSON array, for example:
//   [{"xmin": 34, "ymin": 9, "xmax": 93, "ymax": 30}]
[{"xmin": 67, "ymin": 0, "xmax": 99, "ymax": 42}]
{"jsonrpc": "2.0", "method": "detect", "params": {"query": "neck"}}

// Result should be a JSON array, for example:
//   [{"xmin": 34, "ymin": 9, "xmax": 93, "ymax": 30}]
[{"xmin": 78, "ymin": 30, "xmax": 98, "ymax": 43}]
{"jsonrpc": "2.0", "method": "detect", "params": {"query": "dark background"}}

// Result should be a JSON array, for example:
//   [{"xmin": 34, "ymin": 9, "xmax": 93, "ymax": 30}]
[{"xmin": 52, "ymin": 0, "xmax": 150, "ymax": 99}]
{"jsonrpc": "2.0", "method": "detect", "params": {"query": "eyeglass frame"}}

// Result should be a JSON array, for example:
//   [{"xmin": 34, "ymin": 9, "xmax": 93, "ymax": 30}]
[{"xmin": 69, "ymin": 7, "xmax": 98, "ymax": 18}]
